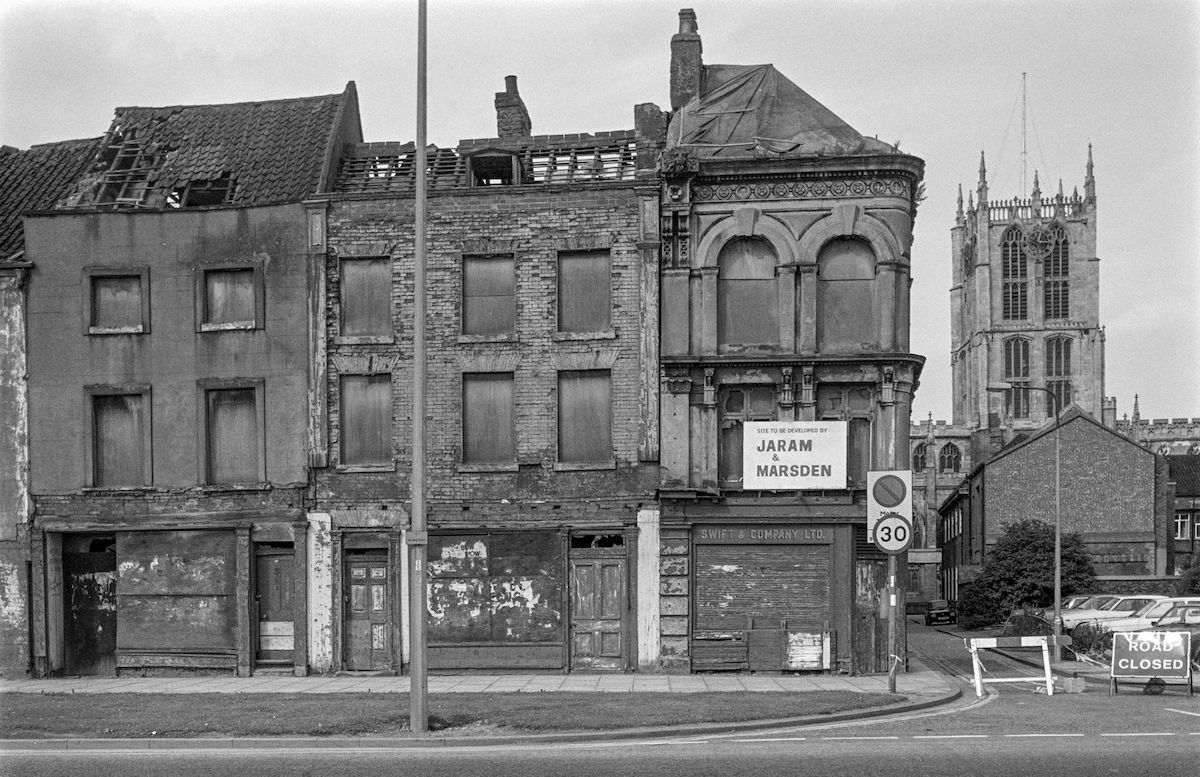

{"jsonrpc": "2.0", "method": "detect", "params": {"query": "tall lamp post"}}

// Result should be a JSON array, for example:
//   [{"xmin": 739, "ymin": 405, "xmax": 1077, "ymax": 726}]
[{"xmin": 986, "ymin": 382, "xmax": 1062, "ymax": 652}]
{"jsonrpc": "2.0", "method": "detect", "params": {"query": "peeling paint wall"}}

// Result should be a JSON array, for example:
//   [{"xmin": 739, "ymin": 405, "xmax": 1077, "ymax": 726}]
[
  {"xmin": 307, "ymin": 513, "xmax": 333, "ymax": 672},
  {"xmin": 636, "ymin": 507, "xmax": 660, "ymax": 669},
  {"xmin": 0, "ymin": 271, "xmax": 30, "ymax": 540}
]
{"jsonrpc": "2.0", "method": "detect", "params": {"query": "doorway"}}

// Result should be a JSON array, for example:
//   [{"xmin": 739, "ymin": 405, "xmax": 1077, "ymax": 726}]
[
  {"xmin": 569, "ymin": 534, "xmax": 627, "ymax": 671},
  {"xmin": 254, "ymin": 543, "xmax": 295, "ymax": 667},
  {"xmin": 344, "ymin": 552, "xmax": 390, "ymax": 670},
  {"xmin": 62, "ymin": 534, "xmax": 117, "ymax": 676}
]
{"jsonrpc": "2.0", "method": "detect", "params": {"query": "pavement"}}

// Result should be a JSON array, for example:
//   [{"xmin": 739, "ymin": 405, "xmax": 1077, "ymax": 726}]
[{"xmin": 0, "ymin": 659, "xmax": 961, "ymax": 750}]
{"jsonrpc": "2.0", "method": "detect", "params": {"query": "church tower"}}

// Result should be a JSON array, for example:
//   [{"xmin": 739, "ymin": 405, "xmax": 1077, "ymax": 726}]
[{"xmin": 949, "ymin": 146, "xmax": 1104, "ymax": 455}]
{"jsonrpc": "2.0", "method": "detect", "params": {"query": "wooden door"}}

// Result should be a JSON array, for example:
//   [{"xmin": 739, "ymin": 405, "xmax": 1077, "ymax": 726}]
[
  {"xmin": 255, "ymin": 550, "xmax": 294, "ymax": 662},
  {"xmin": 345, "ymin": 556, "xmax": 390, "ymax": 670},
  {"xmin": 62, "ymin": 547, "xmax": 117, "ymax": 676},
  {"xmin": 570, "ymin": 558, "xmax": 625, "ymax": 670}
]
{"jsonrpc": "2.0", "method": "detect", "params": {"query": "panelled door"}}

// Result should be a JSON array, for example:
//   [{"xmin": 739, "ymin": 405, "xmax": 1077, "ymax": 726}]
[
  {"xmin": 345, "ymin": 555, "xmax": 390, "ymax": 670},
  {"xmin": 254, "ymin": 549, "xmax": 294, "ymax": 663},
  {"xmin": 570, "ymin": 557, "xmax": 626, "ymax": 670}
]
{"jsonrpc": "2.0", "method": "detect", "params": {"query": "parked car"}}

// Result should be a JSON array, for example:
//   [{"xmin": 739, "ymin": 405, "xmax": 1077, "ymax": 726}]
[
  {"xmin": 1106, "ymin": 598, "xmax": 1200, "ymax": 633},
  {"xmin": 1061, "ymin": 594, "xmax": 1167, "ymax": 630},
  {"xmin": 1063, "ymin": 594, "xmax": 1103, "ymax": 610},
  {"xmin": 924, "ymin": 600, "xmax": 957, "ymax": 626}
]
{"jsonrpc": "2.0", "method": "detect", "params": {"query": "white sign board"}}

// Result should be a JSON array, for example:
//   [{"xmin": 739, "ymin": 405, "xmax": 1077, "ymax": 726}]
[
  {"xmin": 743, "ymin": 421, "xmax": 847, "ymax": 490},
  {"xmin": 867, "ymin": 470, "xmax": 912, "ymax": 542}
]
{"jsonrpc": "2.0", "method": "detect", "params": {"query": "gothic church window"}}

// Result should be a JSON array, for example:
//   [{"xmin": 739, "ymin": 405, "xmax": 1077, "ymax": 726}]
[
  {"xmin": 717, "ymin": 238, "xmax": 779, "ymax": 348},
  {"xmin": 817, "ymin": 238, "xmax": 876, "ymax": 353},
  {"xmin": 1044, "ymin": 224, "xmax": 1069, "ymax": 320},
  {"xmin": 938, "ymin": 443, "xmax": 962, "ymax": 473},
  {"xmin": 1002, "ymin": 337, "xmax": 1031, "ymax": 419},
  {"xmin": 1045, "ymin": 336, "xmax": 1073, "ymax": 413},
  {"xmin": 912, "ymin": 442, "xmax": 927, "ymax": 472},
  {"xmin": 1001, "ymin": 227, "xmax": 1027, "ymax": 321}
]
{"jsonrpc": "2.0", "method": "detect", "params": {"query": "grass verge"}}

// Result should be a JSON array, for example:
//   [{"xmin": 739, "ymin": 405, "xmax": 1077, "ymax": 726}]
[{"xmin": 1, "ymin": 691, "xmax": 904, "ymax": 738}]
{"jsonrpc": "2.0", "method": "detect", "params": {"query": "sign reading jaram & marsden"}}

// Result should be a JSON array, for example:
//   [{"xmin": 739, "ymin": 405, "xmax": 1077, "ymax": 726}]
[{"xmin": 742, "ymin": 421, "xmax": 847, "ymax": 490}]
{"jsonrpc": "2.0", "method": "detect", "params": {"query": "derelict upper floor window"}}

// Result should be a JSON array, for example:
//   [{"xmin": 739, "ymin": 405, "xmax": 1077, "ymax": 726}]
[
  {"xmin": 462, "ymin": 372, "xmax": 516, "ymax": 465},
  {"xmin": 87, "ymin": 386, "xmax": 152, "ymax": 488},
  {"xmin": 717, "ymin": 237, "xmax": 778, "ymax": 349},
  {"xmin": 340, "ymin": 374, "xmax": 393, "ymax": 467},
  {"xmin": 816, "ymin": 238, "xmax": 876, "ymax": 353},
  {"xmin": 201, "ymin": 380, "xmax": 265, "ymax": 484},
  {"xmin": 85, "ymin": 267, "xmax": 150, "ymax": 335},
  {"xmin": 197, "ymin": 264, "xmax": 264, "ymax": 331},
  {"xmin": 463, "ymin": 255, "xmax": 515, "ymax": 336},
  {"xmin": 340, "ymin": 257, "xmax": 392, "ymax": 339},
  {"xmin": 816, "ymin": 383, "xmax": 873, "ymax": 487},
  {"xmin": 558, "ymin": 250, "xmax": 611, "ymax": 334},
  {"xmin": 718, "ymin": 386, "xmax": 775, "ymax": 488},
  {"xmin": 558, "ymin": 370, "xmax": 612, "ymax": 464}
]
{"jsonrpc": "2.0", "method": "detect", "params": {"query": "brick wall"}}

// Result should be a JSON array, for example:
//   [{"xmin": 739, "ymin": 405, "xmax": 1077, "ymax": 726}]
[
  {"xmin": 0, "ymin": 539, "xmax": 30, "ymax": 677},
  {"xmin": 320, "ymin": 183, "xmax": 659, "ymax": 522}
]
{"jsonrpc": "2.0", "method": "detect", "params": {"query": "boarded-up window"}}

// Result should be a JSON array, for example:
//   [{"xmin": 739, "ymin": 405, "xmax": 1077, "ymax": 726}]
[
  {"xmin": 340, "ymin": 258, "xmax": 391, "ymax": 336},
  {"xmin": 91, "ymin": 275, "xmax": 143, "ymax": 330},
  {"xmin": 718, "ymin": 386, "xmax": 775, "ymax": 487},
  {"xmin": 817, "ymin": 238, "xmax": 876, "ymax": 352},
  {"xmin": 463, "ymin": 255, "xmax": 515, "ymax": 335},
  {"xmin": 718, "ymin": 238, "xmax": 779, "ymax": 347},
  {"xmin": 340, "ymin": 374, "xmax": 392, "ymax": 465},
  {"xmin": 427, "ymin": 532, "xmax": 562, "ymax": 644},
  {"xmin": 817, "ymin": 384, "xmax": 873, "ymax": 487},
  {"xmin": 558, "ymin": 250, "xmax": 611, "ymax": 333},
  {"xmin": 93, "ymin": 394, "xmax": 146, "ymax": 486},
  {"xmin": 558, "ymin": 370, "xmax": 611, "ymax": 463},
  {"xmin": 204, "ymin": 268, "xmax": 256, "ymax": 326},
  {"xmin": 463, "ymin": 373, "xmax": 515, "ymax": 463},
  {"xmin": 206, "ymin": 387, "xmax": 259, "ymax": 483}
]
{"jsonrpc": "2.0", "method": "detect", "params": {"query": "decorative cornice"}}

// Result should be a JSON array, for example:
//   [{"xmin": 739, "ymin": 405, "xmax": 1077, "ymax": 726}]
[{"xmin": 692, "ymin": 176, "xmax": 910, "ymax": 203}]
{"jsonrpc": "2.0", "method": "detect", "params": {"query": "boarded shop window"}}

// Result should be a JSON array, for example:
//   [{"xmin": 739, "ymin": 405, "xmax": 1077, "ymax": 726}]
[
  {"xmin": 89, "ymin": 273, "xmax": 146, "ymax": 333},
  {"xmin": 1001, "ymin": 227, "xmax": 1028, "ymax": 321},
  {"xmin": 92, "ymin": 393, "xmax": 147, "ymax": 487},
  {"xmin": 340, "ymin": 374, "xmax": 392, "ymax": 466},
  {"xmin": 816, "ymin": 384, "xmax": 873, "ymax": 487},
  {"xmin": 558, "ymin": 370, "xmax": 611, "ymax": 463},
  {"xmin": 719, "ymin": 386, "xmax": 775, "ymax": 488},
  {"xmin": 718, "ymin": 238, "xmax": 779, "ymax": 348},
  {"xmin": 427, "ymin": 533, "xmax": 563, "ymax": 644},
  {"xmin": 340, "ymin": 258, "xmax": 391, "ymax": 337},
  {"xmin": 816, "ymin": 238, "xmax": 876, "ymax": 352},
  {"xmin": 201, "ymin": 267, "xmax": 260, "ymax": 329},
  {"xmin": 1002, "ymin": 337, "xmax": 1031, "ymax": 419},
  {"xmin": 205, "ymin": 387, "xmax": 260, "ymax": 483},
  {"xmin": 558, "ymin": 250, "xmax": 611, "ymax": 333},
  {"xmin": 463, "ymin": 373, "xmax": 515, "ymax": 463},
  {"xmin": 463, "ymin": 255, "xmax": 515, "ymax": 335}
]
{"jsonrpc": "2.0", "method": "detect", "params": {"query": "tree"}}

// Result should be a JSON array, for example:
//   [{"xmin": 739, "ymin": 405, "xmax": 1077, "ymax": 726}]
[
  {"xmin": 1173, "ymin": 551, "xmax": 1200, "ymax": 596},
  {"xmin": 958, "ymin": 518, "xmax": 1096, "ymax": 629}
]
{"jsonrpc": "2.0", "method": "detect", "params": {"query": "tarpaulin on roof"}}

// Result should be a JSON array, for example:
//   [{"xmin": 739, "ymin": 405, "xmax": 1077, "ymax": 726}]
[{"xmin": 667, "ymin": 64, "xmax": 895, "ymax": 160}]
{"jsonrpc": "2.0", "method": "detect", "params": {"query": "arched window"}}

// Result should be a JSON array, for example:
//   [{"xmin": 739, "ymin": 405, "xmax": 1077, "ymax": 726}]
[
  {"xmin": 717, "ymin": 237, "xmax": 779, "ymax": 348},
  {"xmin": 816, "ymin": 238, "xmax": 876, "ymax": 353},
  {"xmin": 1001, "ymin": 227, "xmax": 1027, "ymax": 320},
  {"xmin": 938, "ymin": 443, "xmax": 962, "ymax": 473},
  {"xmin": 912, "ymin": 442, "xmax": 927, "ymax": 472},
  {"xmin": 1044, "ymin": 224, "xmax": 1069, "ymax": 319},
  {"xmin": 1002, "ymin": 337, "xmax": 1031, "ymax": 418},
  {"xmin": 1045, "ymin": 336, "xmax": 1072, "ymax": 413}
]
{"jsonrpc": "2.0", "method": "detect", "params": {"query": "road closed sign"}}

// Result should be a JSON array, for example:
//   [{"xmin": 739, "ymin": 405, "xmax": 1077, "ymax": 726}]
[
  {"xmin": 1110, "ymin": 631, "xmax": 1192, "ymax": 679},
  {"xmin": 743, "ymin": 421, "xmax": 846, "ymax": 490}
]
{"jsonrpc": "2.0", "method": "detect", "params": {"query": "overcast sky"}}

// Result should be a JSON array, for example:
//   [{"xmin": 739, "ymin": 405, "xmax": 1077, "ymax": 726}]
[{"xmin": 2, "ymin": 0, "xmax": 1197, "ymax": 423}]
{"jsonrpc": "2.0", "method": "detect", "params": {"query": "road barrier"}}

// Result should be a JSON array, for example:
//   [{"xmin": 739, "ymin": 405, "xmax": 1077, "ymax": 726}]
[{"xmin": 964, "ymin": 635, "xmax": 1072, "ymax": 698}]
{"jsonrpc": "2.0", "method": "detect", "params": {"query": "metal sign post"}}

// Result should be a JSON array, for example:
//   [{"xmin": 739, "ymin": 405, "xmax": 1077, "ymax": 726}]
[{"xmin": 868, "ymin": 470, "xmax": 912, "ymax": 693}]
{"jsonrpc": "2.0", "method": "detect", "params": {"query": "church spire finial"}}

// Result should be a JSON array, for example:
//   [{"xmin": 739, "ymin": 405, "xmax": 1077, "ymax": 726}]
[
  {"xmin": 1132, "ymin": 393, "xmax": 1140, "ymax": 423},
  {"xmin": 956, "ymin": 184, "xmax": 964, "ymax": 222},
  {"xmin": 977, "ymin": 151, "xmax": 989, "ymax": 205},
  {"xmin": 1085, "ymin": 144, "xmax": 1096, "ymax": 202}
]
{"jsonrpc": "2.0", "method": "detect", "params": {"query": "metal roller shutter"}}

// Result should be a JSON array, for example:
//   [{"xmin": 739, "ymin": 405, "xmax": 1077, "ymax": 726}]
[{"xmin": 695, "ymin": 544, "xmax": 831, "ymax": 629}]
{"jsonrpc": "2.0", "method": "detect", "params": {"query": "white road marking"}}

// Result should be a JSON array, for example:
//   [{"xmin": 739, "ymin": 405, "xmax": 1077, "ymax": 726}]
[
  {"xmin": 731, "ymin": 737, "xmax": 808, "ymax": 742},
  {"xmin": 1099, "ymin": 733, "xmax": 1175, "ymax": 737},
  {"xmin": 912, "ymin": 735, "xmax": 988, "ymax": 739},
  {"xmin": 820, "ymin": 736, "xmax": 900, "ymax": 740},
  {"xmin": 1165, "ymin": 708, "xmax": 1200, "ymax": 718},
  {"xmin": 1003, "ymin": 734, "xmax": 1085, "ymax": 738}
]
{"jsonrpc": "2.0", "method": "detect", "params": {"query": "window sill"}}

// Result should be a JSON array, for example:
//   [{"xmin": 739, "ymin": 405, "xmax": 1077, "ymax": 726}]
[
  {"xmin": 457, "ymin": 463, "xmax": 519, "ymax": 473},
  {"xmin": 334, "ymin": 335, "xmax": 395, "ymax": 346},
  {"xmin": 553, "ymin": 460, "xmax": 616, "ymax": 472},
  {"xmin": 88, "ymin": 326, "xmax": 145, "ymax": 336},
  {"xmin": 457, "ymin": 334, "xmax": 518, "ymax": 344},
  {"xmin": 82, "ymin": 486, "xmax": 154, "ymax": 493},
  {"xmin": 200, "ymin": 321, "xmax": 257, "ymax": 332},
  {"xmin": 336, "ymin": 463, "xmax": 396, "ymax": 473},
  {"xmin": 551, "ymin": 330, "xmax": 616, "ymax": 342},
  {"xmin": 198, "ymin": 482, "xmax": 272, "ymax": 492}
]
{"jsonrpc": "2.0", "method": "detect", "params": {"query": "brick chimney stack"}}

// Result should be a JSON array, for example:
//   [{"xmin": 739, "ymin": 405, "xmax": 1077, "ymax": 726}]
[
  {"xmin": 670, "ymin": 9, "xmax": 703, "ymax": 111},
  {"xmin": 495, "ymin": 75, "xmax": 532, "ymax": 140}
]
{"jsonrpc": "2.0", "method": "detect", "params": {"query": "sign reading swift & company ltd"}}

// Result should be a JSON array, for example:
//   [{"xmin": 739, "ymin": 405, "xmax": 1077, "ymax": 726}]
[{"xmin": 742, "ymin": 421, "xmax": 847, "ymax": 490}]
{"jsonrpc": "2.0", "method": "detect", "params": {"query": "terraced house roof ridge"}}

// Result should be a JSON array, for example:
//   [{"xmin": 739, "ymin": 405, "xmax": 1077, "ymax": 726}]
[
  {"xmin": 56, "ymin": 82, "xmax": 362, "ymax": 211},
  {"xmin": 0, "ymin": 137, "xmax": 103, "ymax": 261}
]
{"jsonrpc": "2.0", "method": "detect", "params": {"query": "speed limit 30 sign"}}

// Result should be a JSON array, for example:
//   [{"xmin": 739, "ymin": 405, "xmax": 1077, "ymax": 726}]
[{"xmin": 874, "ymin": 512, "xmax": 913, "ymax": 554}]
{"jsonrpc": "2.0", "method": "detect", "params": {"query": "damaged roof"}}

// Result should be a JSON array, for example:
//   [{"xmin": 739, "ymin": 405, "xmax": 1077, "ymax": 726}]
[
  {"xmin": 57, "ymin": 82, "xmax": 361, "ymax": 210},
  {"xmin": 0, "ymin": 138, "xmax": 103, "ymax": 261},
  {"xmin": 667, "ymin": 64, "xmax": 898, "ymax": 160}
]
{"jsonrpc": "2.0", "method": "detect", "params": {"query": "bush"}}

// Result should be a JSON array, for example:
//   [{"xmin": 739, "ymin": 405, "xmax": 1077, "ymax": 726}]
[
  {"xmin": 1070, "ymin": 622, "xmax": 1113, "ymax": 659},
  {"xmin": 1173, "ymin": 552, "xmax": 1200, "ymax": 596}
]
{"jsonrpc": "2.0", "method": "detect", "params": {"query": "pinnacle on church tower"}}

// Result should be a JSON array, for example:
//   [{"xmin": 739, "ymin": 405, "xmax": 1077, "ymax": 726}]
[
  {"xmin": 1031, "ymin": 171, "xmax": 1042, "ymax": 213},
  {"xmin": 956, "ymin": 184, "xmax": 964, "ymax": 223},
  {"xmin": 977, "ymin": 151, "xmax": 988, "ymax": 204},
  {"xmin": 1085, "ymin": 143, "xmax": 1095, "ymax": 201}
]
